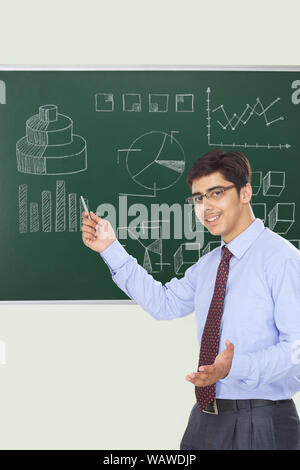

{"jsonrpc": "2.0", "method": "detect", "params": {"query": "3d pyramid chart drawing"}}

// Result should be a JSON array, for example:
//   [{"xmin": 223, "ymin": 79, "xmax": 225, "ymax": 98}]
[{"xmin": 16, "ymin": 104, "xmax": 87, "ymax": 175}]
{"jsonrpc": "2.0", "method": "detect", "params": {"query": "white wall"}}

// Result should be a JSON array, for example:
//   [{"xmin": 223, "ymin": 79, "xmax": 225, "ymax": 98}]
[{"xmin": 0, "ymin": 0, "xmax": 299, "ymax": 450}]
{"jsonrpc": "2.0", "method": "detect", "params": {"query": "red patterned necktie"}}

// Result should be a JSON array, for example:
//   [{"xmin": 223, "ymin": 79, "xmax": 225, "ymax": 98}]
[{"xmin": 195, "ymin": 245, "xmax": 233, "ymax": 411}]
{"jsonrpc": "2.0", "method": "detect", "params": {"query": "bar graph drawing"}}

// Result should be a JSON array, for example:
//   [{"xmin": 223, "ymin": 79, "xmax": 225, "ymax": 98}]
[{"xmin": 18, "ymin": 181, "xmax": 87, "ymax": 234}]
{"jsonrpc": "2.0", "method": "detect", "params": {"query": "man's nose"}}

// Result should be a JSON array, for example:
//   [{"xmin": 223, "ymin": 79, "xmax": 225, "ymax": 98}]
[
  {"xmin": 202, "ymin": 197, "xmax": 215, "ymax": 212},
  {"xmin": 196, "ymin": 199, "xmax": 215, "ymax": 220}
]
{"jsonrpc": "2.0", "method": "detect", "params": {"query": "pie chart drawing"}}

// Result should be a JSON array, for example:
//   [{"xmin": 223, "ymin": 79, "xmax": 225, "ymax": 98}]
[{"xmin": 126, "ymin": 131, "xmax": 185, "ymax": 191}]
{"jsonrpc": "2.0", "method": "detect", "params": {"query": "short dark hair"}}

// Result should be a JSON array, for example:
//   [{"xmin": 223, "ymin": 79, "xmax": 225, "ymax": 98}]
[{"xmin": 186, "ymin": 149, "xmax": 252, "ymax": 195}]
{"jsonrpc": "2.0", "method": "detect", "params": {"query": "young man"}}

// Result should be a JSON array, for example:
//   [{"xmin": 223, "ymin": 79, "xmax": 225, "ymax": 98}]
[{"xmin": 81, "ymin": 149, "xmax": 300, "ymax": 450}]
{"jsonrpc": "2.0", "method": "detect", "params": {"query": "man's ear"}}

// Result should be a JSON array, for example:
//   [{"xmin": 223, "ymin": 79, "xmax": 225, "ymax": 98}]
[{"xmin": 241, "ymin": 183, "xmax": 252, "ymax": 203}]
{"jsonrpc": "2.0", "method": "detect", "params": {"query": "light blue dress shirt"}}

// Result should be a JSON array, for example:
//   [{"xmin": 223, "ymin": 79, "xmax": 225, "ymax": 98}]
[{"xmin": 100, "ymin": 218, "xmax": 300, "ymax": 400}]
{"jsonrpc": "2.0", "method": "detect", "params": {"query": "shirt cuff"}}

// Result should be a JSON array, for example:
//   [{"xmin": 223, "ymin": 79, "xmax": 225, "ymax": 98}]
[
  {"xmin": 219, "ymin": 353, "xmax": 252, "ymax": 383},
  {"xmin": 100, "ymin": 239, "xmax": 131, "ymax": 271}
]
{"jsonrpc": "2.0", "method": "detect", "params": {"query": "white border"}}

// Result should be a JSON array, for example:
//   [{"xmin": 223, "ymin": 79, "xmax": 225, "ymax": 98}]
[
  {"xmin": 0, "ymin": 64, "xmax": 300, "ymax": 71},
  {"xmin": 1, "ymin": 64, "xmax": 299, "ymax": 303}
]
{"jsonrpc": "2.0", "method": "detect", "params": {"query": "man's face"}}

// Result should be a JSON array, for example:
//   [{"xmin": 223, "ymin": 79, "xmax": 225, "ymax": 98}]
[{"xmin": 191, "ymin": 171, "xmax": 251, "ymax": 242}]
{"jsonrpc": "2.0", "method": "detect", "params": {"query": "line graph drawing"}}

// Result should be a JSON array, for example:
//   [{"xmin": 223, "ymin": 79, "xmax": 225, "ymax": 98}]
[
  {"xmin": 206, "ymin": 87, "xmax": 291, "ymax": 150},
  {"xmin": 213, "ymin": 97, "xmax": 283, "ymax": 130}
]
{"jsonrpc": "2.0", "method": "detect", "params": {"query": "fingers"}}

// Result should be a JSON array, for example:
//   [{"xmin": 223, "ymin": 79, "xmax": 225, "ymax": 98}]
[
  {"xmin": 89, "ymin": 211, "xmax": 102, "ymax": 224},
  {"xmin": 82, "ymin": 211, "xmax": 106, "ymax": 228},
  {"xmin": 82, "ymin": 229, "xmax": 97, "ymax": 246},
  {"xmin": 225, "ymin": 339, "xmax": 234, "ymax": 352},
  {"xmin": 186, "ymin": 374, "xmax": 195, "ymax": 381},
  {"xmin": 82, "ymin": 230, "xmax": 96, "ymax": 242},
  {"xmin": 81, "ymin": 210, "xmax": 113, "ymax": 248},
  {"xmin": 187, "ymin": 368, "xmax": 210, "ymax": 380},
  {"xmin": 82, "ymin": 211, "xmax": 96, "ymax": 225},
  {"xmin": 198, "ymin": 365, "xmax": 212, "ymax": 373},
  {"xmin": 81, "ymin": 212, "xmax": 97, "ymax": 244},
  {"xmin": 82, "ymin": 224, "xmax": 96, "ymax": 235},
  {"xmin": 83, "ymin": 237, "xmax": 94, "ymax": 247},
  {"xmin": 185, "ymin": 371, "xmax": 211, "ymax": 387}
]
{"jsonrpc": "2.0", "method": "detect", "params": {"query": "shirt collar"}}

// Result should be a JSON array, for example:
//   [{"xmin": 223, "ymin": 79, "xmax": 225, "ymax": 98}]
[{"xmin": 220, "ymin": 218, "xmax": 265, "ymax": 259}]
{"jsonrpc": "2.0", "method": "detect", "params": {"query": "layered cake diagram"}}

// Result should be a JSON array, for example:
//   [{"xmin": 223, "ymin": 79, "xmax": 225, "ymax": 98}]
[{"xmin": 16, "ymin": 104, "xmax": 87, "ymax": 175}]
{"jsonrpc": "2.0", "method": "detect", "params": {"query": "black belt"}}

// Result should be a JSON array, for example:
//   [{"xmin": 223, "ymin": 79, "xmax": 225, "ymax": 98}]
[{"xmin": 202, "ymin": 398, "xmax": 292, "ymax": 415}]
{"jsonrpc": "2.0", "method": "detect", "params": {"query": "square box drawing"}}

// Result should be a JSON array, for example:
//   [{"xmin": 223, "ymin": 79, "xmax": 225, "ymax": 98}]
[
  {"xmin": 123, "ymin": 94, "xmax": 142, "ymax": 112},
  {"xmin": 176, "ymin": 94, "xmax": 194, "ymax": 112},
  {"xmin": 149, "ymin": 94, "xmax": 169, "ymax": 112},
  {"xmin": 95, "ymin": 93, "xmax": 114, "ymax": 112}
]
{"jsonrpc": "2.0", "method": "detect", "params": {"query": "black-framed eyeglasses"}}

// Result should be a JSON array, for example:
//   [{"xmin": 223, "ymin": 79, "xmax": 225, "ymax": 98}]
[{"xmin": 185, "ymin": 184, "xmax": 236, "ymax": 205}]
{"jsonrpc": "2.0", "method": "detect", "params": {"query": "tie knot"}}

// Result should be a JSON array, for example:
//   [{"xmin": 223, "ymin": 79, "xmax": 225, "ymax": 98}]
[{"xmin": 222, "ymin": 245, "xmax": 233, "ymax": 260}]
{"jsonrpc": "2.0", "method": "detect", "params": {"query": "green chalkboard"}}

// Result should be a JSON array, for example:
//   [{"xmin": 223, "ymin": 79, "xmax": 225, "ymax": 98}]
[{"xmin": 0, "ymin": 67, "xmax": 299, "ymax": 301}]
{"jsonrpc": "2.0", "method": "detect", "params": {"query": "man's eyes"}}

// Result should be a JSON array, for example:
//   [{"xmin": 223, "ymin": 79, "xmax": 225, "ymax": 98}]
[{"xmin": 194, "ymin": 189, "xmax": 223, "ymax": 202}]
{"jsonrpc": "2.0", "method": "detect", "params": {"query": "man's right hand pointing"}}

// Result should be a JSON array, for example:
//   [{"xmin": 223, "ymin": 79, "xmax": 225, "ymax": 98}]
[{"xmin": 81, "ymin": 211, "xmax": 116, "ymax": 253}]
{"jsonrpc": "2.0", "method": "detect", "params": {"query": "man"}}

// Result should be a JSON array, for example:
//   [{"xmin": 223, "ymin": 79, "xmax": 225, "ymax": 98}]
[{"xmin": 81, "ymin": 149, "xmax": 300, "ymax": 450}]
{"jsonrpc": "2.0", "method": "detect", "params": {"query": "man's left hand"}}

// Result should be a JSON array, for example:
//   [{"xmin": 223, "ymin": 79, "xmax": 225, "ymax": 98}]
[{"xmin": 186, "ymin": 339, "xmax": 234, "ymax": 387}]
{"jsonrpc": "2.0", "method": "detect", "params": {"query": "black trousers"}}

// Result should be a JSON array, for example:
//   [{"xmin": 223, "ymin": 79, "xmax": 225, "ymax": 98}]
[{"xmin": 180, "ymin": 399, "xmax": 300, "ymax": 450}]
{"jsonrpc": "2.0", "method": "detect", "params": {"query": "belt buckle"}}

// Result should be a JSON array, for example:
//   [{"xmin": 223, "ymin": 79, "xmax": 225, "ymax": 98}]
[{"xmin": 202, "ymin": 398, "xmax": 218, "ymax": 415}]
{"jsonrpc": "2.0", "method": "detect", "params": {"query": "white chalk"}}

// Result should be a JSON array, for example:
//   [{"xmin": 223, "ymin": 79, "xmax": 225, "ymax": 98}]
[{"xmin": 80, "ymin": 196, "xmax": 91, "ymax": 220}]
